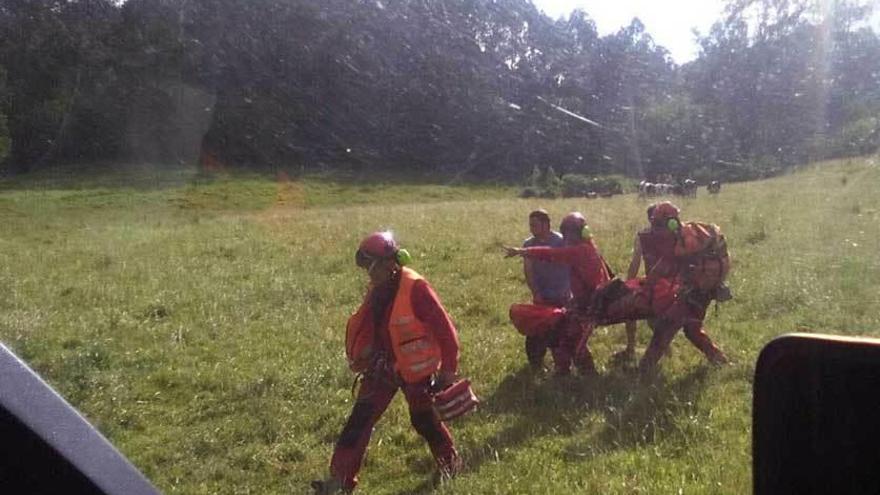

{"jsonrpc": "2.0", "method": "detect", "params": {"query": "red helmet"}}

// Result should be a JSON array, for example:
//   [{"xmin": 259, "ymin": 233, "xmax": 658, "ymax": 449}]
[
  {"xmin": 356, "ymin": 231, "xmax": 398, "ymax": 267},
  {"xmin": 559, "ymin": 212, "xmax": 587, "ymax": 236},
  {"xmin": 650, "ymin": 201, "xmax": 680, "ymax": 222}
]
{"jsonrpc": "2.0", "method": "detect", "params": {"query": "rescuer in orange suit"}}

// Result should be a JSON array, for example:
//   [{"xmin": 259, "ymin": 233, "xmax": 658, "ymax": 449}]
[
  {"xmin": 636, "ymin": 202, "xmax": 729, "ymax": 373},
  {"xmin": 312, "ymin": 232, "xmax": 462, "ymax": 494},
  {"xmin": 505, "ymin": 212, "xmax": 612, "ymax": 376},
  {"xmin": 614, "ymin": 204, "xmax": 659, "ymax": 362}
]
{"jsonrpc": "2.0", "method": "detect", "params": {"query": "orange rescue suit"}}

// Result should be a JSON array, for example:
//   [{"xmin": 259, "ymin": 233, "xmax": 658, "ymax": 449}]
[{"xmin": 345, "ymin": 268, "xmax": 442, "ymax": 383}]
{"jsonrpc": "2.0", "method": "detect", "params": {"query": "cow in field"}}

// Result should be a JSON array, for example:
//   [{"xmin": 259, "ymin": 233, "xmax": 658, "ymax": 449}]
[
  {"xmin": 654, "ymin": 182, "xmax": 675, "ymax": 196},
  {"xmin": 707, "ymin": 180, "xmax": 722, "ymax": 194},
  {"xmin": 638, "ymin": 180, "xmax": 677, "ymax": 198},
  {"xmin": 681, "ymin": 179, "xmax": 697, "ymax": 198}
]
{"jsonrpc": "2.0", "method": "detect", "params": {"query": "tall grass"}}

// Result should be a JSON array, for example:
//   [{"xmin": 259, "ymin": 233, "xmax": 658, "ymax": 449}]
[{"xmin": 0, "ymin": 156, "xmax": 878, "ymax": 493}]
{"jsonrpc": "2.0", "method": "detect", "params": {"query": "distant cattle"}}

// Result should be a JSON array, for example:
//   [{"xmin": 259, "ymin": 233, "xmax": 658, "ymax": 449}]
[
  {"xmin": 638, "ymin": 180, "xmax": 676, "ymax": 198},
  {"xmin": 681, "ymin": 179, "xmax": 698, "ymax": 198},
  {"xmin": 707, "ymin": 181, "xmax": 722, "ymax": 194}
]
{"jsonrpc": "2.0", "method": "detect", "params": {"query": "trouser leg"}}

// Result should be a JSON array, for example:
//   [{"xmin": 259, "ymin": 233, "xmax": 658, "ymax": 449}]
[
  {"xmin": 573, "ymin": 320, "xmax": 597, "ymax": 374},
  {"xmin": 625, "ymin": 320, "xmax": 637, "ymax": 353},
  {"xmin": 680, "ymin": 292, "xmax": 727, "ymax": 364},
  {"xmin": 402, "ymin": 380, "xmax": 459, "ymax": 474},
  {"xmin": 552, "ymin": 317, "xmax": 596, "ymax": 375},
  {"xmin": 549, "ymin": 319, "xmax": 573, "ymax": 374},
  {"xmin": 683, "ymin": 321, "xmax": 727, "ymax": 364},
  {"xmin": 638, "ymin": 317, "xmax": 681, "ymax": 373},
  {"xmin": 329, "ymin": 375, "xmax": 397, "ymax": 491},
  {"xmin": 525, "ymin": 334, "xmax": 548, "ymax": 369}
]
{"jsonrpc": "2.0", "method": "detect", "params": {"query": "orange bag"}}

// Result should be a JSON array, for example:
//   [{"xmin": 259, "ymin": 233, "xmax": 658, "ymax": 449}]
[
  {"xmin": 345, "ymin": 296, "xmax": 374, "ymax": 373},
  {"xmin": 509, "ymin": 303, "xmax": 566, "ymax": 337},
  {"xmin": 675, "ymin": 222, "xmax": 731, "ymax": 291}
]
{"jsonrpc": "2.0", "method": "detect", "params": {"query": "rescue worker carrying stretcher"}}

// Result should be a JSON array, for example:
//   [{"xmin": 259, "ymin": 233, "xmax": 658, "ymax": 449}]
[
  {"xmin": 504, "ymin": 212, "xmax": 612, "ymax": 376},
  {"xmin": 521, "ymin": 209, "xmax": 571, "ymax": 370},
  {"xmin": 312, "ymin": 232, "xmax": 466, "ymax": 494},
  {"xmin": 636, "ymin": 202, "xmax": 730, "ymax": 373},
  {"xmin": 615, "ymin": 204, "xmax": 659, "ymax": 362},
  {"xmin": 588, "ymin": 202, "xmax": 730, "ymax": 374}
]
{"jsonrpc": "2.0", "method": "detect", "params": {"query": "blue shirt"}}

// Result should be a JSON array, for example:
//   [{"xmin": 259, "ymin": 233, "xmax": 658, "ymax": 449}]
[{"xmin": 523, "ymin": 231, "xmax": 571, "ymax": 304}]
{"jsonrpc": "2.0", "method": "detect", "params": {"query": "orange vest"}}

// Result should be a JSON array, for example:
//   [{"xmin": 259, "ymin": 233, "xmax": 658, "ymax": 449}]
[{"xmin": 345, "ymin": 268, "xmax": 442, "ymax": 383}]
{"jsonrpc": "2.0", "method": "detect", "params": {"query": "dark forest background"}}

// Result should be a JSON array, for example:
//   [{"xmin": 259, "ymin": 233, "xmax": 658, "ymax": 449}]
[{"xmin": 1, "ymin": 0, "xmax": 878, "ymax": 183}]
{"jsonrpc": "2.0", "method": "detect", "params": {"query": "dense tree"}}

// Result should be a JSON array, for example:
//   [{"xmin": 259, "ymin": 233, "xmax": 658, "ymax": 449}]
[
  {"xmin": 0, "ymin": 0, "xmax": 124, "ymax": 171},
  {"xmin": 687, "ymin": 0, "xmax": 879, "ymax": 175},
  {"xmin": 0, "ymin": 64, "xmax": 9, "ymax": 164},
  {"xmin": 0, "ymin": 0, "xmax": 877, "ymax": 181}
]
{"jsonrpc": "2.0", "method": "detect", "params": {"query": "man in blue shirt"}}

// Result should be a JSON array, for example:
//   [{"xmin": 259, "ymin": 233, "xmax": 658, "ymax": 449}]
[{"xmin": 522, "ymin": 209, "xmax": 572, "ymax": 369}]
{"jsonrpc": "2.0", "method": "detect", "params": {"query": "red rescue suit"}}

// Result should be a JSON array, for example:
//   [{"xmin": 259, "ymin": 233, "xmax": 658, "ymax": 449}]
[
  {"xmin": 521, "ymin": 239, "xmax": 612, "ymax": 374},
  {"xmin": 637, "ymin": 228, "xmax": 726, "ymax": 370},
  {"xmin": 638, "ymin": 227, "xmax": 678, "ymax": 281},
  {"xmin": 332, "ymin": 268, "xmax": 460, "ymax": 491}
]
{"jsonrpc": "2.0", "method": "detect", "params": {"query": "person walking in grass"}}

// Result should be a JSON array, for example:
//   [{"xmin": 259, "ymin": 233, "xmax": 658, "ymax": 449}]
[
  {"xmin": 521, "ymin": 209, "xmax": 571, "ymax": 370},
  {"xmin": 505, "ymin": 212, "xmax": 612, "ymax": 376},
  {"xmin": 312, "ymin": 232, "xmax": 461, "ymax": 494},
  {"xmin": 613, "ymin": 204, "xmax": 658, "ymax": 363},
  {"xmin": 637, "ymin": 202, "xmax": 729, "ymax": 373}
]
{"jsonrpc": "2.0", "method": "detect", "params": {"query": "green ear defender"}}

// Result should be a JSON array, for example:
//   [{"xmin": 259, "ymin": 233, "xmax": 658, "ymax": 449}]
[
  {"xmin": 396, "ymin": 248, "xmax": 412, "ymax": 266},
  {"xmin": 667, "ymin": 218, "xmax": 680, "ymax": 232},
  {"xmin": 581, "ymin": 225, "xmax": 592, "ymax": 239}
]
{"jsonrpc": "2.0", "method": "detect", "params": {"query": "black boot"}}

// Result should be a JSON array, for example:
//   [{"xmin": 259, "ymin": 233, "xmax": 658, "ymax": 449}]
[{"xmin": 311, "ymin": 478, "xmax": 351, "ymax": 494}]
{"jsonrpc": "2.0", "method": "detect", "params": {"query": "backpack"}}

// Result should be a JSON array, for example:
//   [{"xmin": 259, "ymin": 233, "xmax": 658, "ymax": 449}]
[
  {"xmin": 674, "ymin": 221, "xmax": 730, "ymax": 292},
  {"xmin": 345, "ymin": 297, "xmax": 375, "ymax": 373}
]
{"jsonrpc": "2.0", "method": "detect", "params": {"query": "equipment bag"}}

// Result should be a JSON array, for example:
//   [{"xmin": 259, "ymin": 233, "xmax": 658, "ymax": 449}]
[
  {"xmin": 509, "ymin": 303, "xmax": 566, "ymax": 337},
  {"xmin": 433, "ymin": 379, "xmax": 479, "ymax": 422},
  {"xmin": 674, "ymin": 222, "xmax": 731, "ymax": 292}
]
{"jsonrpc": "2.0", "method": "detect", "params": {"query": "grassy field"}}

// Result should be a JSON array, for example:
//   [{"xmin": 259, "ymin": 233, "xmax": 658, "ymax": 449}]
[{"xmin": 0, "ymin": 157, "xmax": 878, "ymax": 494}]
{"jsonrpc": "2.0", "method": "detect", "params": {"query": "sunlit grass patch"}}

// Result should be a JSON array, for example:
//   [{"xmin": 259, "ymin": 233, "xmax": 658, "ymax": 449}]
[{"xmin": 0, "ymin": 156, "xmax": 876, "ymax": 493}]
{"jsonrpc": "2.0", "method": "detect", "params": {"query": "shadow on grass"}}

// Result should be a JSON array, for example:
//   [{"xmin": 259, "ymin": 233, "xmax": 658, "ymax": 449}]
[
  {"xmin": 398, "ymin": 362, "xmax": 712, "ymax": 494},
  {"xmin": 560, "ymin": 365, "xmax": 712, "ymax": 461},
  {"xmin": 393, "ymin": 365, "xmax": 594, "ymax": 495}
]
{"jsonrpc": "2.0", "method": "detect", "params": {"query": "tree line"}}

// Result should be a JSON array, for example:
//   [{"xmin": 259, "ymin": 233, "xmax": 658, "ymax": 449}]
[{"xmin": 0, "ymin": 0, "xmax": 878, "ymax": 182}]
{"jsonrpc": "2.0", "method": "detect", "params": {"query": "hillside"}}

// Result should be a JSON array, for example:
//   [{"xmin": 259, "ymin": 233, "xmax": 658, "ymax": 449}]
[{"xmin": 0, "ymin": 156, "xmax": 877, "ymax": 493}]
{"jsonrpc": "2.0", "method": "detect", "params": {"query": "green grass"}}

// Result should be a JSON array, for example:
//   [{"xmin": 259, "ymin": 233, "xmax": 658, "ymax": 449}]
[{"xmin": 0, "ymin": 156, "xmax": 878, "ymax": 493}]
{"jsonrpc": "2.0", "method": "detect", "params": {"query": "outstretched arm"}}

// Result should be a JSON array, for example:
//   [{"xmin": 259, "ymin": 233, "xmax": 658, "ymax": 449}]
[
  {"xmin": 515, "ymin": 245, "xmax": 582, "ymax": 265},
  {"xmin": 504, "ymin": 246, "xmax": 524, "ymax": 258}
]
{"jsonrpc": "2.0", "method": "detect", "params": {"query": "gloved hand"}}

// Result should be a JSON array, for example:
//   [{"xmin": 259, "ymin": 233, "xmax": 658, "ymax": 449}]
[
  {"xmin": 503, "ymin": 246, "xmax": 524, "ymax": 258},
  {"xmin": 433, "ymin": 370, "xmax": 457, "ymax": 391}
]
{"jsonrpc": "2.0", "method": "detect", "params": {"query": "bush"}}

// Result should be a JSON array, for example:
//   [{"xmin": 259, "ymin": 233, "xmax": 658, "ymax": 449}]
[
  {"xmin": 830, "ymin": 117, "xmax": 880, "ymax": 157},
  {"xmin": 560, "ymin": 173, "xmax": 624, "ymax": 197},
  {"xmin": 561, "ymin": 174, "xmax": 590, "ymax": 197},
  {"xmin": 519, "ymin": 186, "xmax": 537, "ymax": 198},
  {"xmin": 522, "ymin": 169, "xmax": 628, "ymax": 199},
  {"xmin": 520, "ymin": 165, "xmax": 561, "ymax": 198},
  {"xmin": 538, "ymin": 165, "xmax": 562, "ymax": 197}
]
